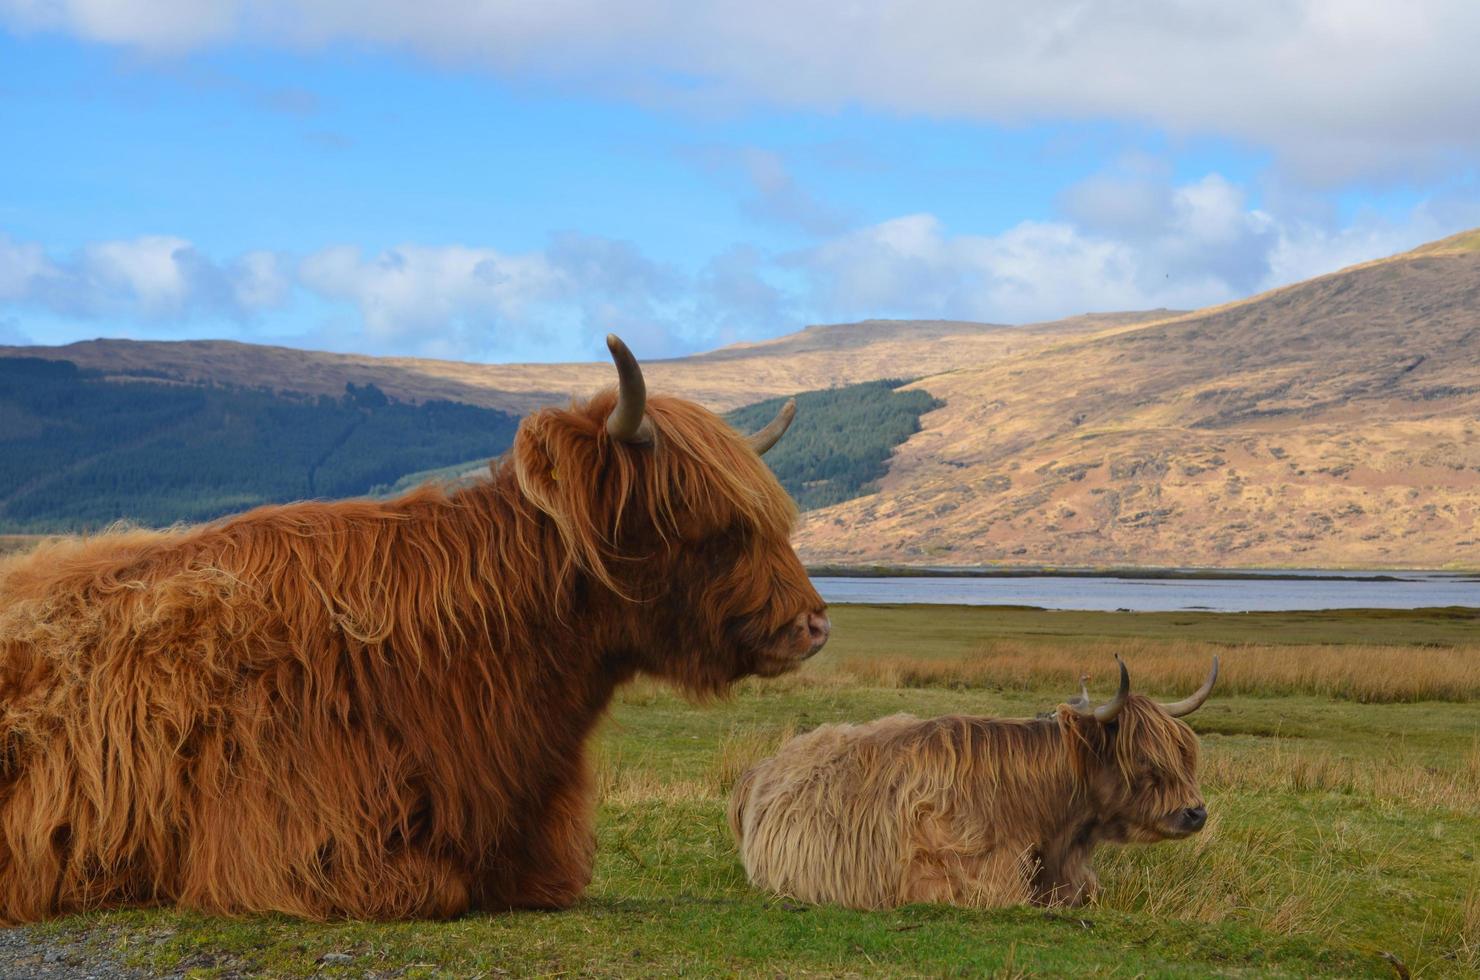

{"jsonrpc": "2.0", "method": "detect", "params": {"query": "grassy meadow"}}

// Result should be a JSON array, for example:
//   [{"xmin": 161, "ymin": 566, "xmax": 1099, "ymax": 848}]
[{"xmin": 16, "ymin": 604, "xmax": 1480, "ymax": 977}]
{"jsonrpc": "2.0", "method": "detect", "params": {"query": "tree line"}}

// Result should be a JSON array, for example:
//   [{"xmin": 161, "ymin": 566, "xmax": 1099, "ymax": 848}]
[
  {"xmin": 0, "ymin": 357, "xmax": 940, "ymax": 531},
  {"xmin": 0, "ymin": 357, "xmax": 519, "ymax": 531},
  {"xmin": 724, "ymin": 380, "xmax": 942, "ymax": 511}
]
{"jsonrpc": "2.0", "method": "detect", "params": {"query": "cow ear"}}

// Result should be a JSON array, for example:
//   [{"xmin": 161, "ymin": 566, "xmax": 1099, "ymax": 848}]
[
  {"xmin": 509, "ymin": 411, "xmax": 612, "ymax": 571},
  {"xmin": 1058, "ymin": 705, "xmax": 1111, "ymax": 751},
  {"xmin": 509, "ymin": 416, "xmax": 563, "ymax": 513},
  {"xmin": 1056, "ymin": 707, "xmax": 1102, "ymax": 779}
]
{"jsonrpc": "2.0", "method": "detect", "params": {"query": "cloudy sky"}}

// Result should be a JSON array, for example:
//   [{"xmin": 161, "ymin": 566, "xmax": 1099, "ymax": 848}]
[{"xmin": 2, "ymin": 1, "xmax": 1478, "ymax": 362}]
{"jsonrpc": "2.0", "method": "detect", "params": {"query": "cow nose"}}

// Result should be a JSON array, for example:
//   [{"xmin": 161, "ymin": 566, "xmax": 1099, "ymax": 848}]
[
  {"xmin": 1182, "ymin": 806, "xmax": 1207, "ymax": 831},
  {"xmin": 805, "ymin": 611, "xmax": 830, "ymax": 652}
]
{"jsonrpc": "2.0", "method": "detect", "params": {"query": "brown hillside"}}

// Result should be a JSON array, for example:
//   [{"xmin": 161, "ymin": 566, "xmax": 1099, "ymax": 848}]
[
  {"xmin": 0, "ymin": 312, "xmax": 1169, "ymax": 415},
  {"xmin": 7, "ymin": 230, "xmax": 1478, "ymax": 569},
  {"xmin": 797, "ymin": 235, "xmax": 1480, "ymax": 569}
]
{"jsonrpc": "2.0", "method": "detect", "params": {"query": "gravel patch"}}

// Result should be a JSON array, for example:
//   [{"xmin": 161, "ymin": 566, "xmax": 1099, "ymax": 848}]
[{"xmin": 0, "ymin": 925, "xmax": 160, "ymax": 980}]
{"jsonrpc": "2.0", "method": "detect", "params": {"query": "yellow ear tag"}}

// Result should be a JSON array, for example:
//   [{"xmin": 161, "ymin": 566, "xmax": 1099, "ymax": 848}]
[{"xmin": 550, "ymin": 467, "xmax": 560, "ymax": 482}]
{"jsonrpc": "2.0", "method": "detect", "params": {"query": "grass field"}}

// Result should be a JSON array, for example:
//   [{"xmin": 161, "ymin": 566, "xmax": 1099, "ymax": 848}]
[{"xmin": 16, "ymin": 604, "xmax": 1480, "ymax": 977}]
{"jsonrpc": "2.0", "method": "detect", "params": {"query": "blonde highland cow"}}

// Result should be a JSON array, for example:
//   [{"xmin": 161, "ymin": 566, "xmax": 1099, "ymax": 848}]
[{"xmin": 729, "ymin": 657, "xmax": 1218, "ymax": 909}]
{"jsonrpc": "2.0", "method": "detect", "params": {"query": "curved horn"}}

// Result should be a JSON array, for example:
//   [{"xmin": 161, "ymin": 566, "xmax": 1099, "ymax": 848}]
[
  {"xmin": 1160, "ymin": 656, "xmax": 1220, "ymax": 718},
  {"xmin": 746, "ymin": 398, "xmax": 797, "ymax": 456},
  {"xmin": 1073, "ymin": 656, "xmax": 1130, "ymax": 723},
  {"xmin": 605, "ymin": 334, "xmax": 654, "ymax": 445}
]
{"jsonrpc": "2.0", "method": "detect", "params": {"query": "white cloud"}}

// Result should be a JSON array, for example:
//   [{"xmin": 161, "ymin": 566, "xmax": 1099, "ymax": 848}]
[
  {"xmin": 294, "ymin": 235, "xmax": 689, "ymax": 357},
  {"xmin": 298, "ymin": 244, "xmax": 558, "ymax": 343},
  {"xmin": 0, "ymin": 232, "xmax": 290, "ymax": 322},
  {"xmin": 231, "ymin": 250, "xmax": 292, "ymax": 310},
  {"xmin": 5, "ymin": 0, "xmax": 1480, "ymax": 182},
  {"xmin": 82, "ymin": 236, "xmax": 197, "ymax": 317},
  {"xmin": 0, "ymin": 235, "xmax": 52, "ymax": 301},
  {"xmin": 3, "ymin": 0, "xmax": 238, "ymax": 49},
  {"xmin": 792, "ymin": 172, "xmax": 1466, "ymax": 324},
  {"xmin": 2, "ymin": 174, "xmax": 1474, "ymax": 358}
]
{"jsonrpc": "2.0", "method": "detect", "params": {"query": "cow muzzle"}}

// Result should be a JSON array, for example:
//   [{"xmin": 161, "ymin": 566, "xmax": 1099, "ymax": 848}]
[
  {"xmin": 800, "ymin": 610, "xmax": 830, "ymax": 657},
  {"xmin": 1166, "ymin": 805, "xmax": 1208, "ymax": 837}
]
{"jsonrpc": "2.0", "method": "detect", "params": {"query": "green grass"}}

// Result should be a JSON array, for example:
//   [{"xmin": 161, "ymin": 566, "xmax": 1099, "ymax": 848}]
[{"xmin": 21, "ymin": 605, "xmax": 1480, "ymax": 977}]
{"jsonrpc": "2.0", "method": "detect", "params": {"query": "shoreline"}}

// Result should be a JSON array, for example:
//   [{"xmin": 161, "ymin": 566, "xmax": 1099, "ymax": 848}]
[{"xmin": 806, "ymin": 563, "xmax": 1477, "ymax": 582}]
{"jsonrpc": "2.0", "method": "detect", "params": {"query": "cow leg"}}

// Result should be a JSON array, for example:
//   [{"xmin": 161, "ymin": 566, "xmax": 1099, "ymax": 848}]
[
  {"xmin": 935, "ymin": 846, "xmax": 1035, "ymax": 908},
  {"xmin": 324, "ymin": 850, "xmax": 474, "ymax": 921},
  {"xmin": 503, "ymin": 764, "xmax": 596, "ymax": 910},
  {"xmin": 901, "ymin": 817, "xmax": 1034, "ymax": 908},
  {"xmin": 390, "ymin": 851, "xmax": 475, "ymax": 920},
  {"xmin": 1029, "ymin": 852, "xmax": 1098, "ymax": 907}
]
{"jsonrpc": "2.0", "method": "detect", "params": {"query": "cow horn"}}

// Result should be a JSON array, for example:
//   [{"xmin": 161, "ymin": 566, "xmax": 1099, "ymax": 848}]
[
  {"xmin": 1073, "ymin": 656, "xmax": 1130, "ymax": 723},
  {"xmin": 746, "ymin": 398, "xmax": 797, "ymax": 456},
  {"xmin": 605, "ymin": 334, "xmax": 654, "ymax": 445},
  {"xmin": 1160, "ymin": 656, "xmax": 1220, "ymax": 718}
]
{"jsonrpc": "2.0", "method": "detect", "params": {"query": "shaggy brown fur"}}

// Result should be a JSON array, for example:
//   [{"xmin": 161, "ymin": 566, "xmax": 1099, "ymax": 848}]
[
  {"xmin": 0, "ymin": 387, "xmax": 826, "ymax": 923},
  {"xmin": 729, "ymin": 693, "xmax": 1206, "ymax": 910}
]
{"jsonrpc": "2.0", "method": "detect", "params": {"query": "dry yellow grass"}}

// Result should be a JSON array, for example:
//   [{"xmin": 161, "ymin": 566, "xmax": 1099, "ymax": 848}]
[
  {"xmin": 709, "ymin": 723, "xmax": 796, "ymax": 797},
  {"xmin": 1200, "ymin": 737, "xmax": 1480, "ymax": 812},
  {"xmin": 592, "ymin": 724, "xmax": 800, "ymax": 805},
  {"xmin": 835, "ymin": 638, "xmax": 1480, "ymax": 703},
  {"xmin": 592, "ymin": 745, "xmax": 711, "ymax": 805},
  {"xmin": 1461, "ymin": 874, "xmax": 1480, "ymax": 967},
  {"xmin": 1096, "ymin": 811, "xmax": 1343, "ymax": 939}
]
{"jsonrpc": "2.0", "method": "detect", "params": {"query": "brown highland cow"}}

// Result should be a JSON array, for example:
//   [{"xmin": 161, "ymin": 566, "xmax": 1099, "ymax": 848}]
[
  {"xmin": 0, "ymin": 335, "xmax": 829, "ymax": 922},
  {"xmin": 729, "ymin": 657, "xmax": 1217, "ymax": 909}
]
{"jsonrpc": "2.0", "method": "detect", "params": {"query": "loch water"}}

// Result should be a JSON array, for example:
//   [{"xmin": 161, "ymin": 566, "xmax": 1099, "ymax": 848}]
[{"xmin": 811, "ymin": 570, "xmax": 1480, "ymax": 612}]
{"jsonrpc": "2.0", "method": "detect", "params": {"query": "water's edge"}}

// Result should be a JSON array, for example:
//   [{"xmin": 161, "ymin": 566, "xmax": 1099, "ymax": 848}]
[
  {"xmin": 807, "ymin": 564, "xmax": 1474, "ymax": 582},
  {"xmin": 811, "ymin": 573, "xmax": 1480, "ymax": 613}
]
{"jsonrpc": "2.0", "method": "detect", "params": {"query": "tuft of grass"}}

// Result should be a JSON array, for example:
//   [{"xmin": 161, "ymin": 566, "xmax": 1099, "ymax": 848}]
[
  {"xmin": 1459, "ymin": 874, "xmax": 1480, "ymax": 971},
  {"xmin": 592, "ymin": 745, "xmax": 709, "ymax": 804},
  {"xmin": 1096, "ymin": 809, "xmax": 1346, "ymax": 943},
  {"xmin": 1200, "ymin": 737, "xmax": 1480, "ymax": 812},
  {"xmin": 708, "ymin": 723, "xmax": 796, "ymax": 797},
  {"xmin": 837, "ymin": 638, "xmax": 1480, "ymax": 703}
]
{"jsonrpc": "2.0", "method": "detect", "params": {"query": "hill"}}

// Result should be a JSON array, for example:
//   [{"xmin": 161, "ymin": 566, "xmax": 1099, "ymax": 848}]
[
  {"xmin": 0, "ymin": 311, "xmax": 1167, "ymax": 415},
  {"xmin": 0, "ymin": 358, "xmax": 519, "ymax": 531},
  {"xmin": 795, "ymin": 230, "xmax": 1480, "ymax": 568},
  {"xmin": 5, "ymin": 229, "xmax": 1480, "ymax": 568}
]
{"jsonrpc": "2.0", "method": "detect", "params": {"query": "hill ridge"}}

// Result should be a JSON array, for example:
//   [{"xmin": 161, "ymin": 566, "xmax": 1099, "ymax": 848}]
[
  {"xmin": 795, "ymin": 231, "xmax": 1480, "ymax": 568},
  {"xmin": 4, "ymin": 227, "xmax": 1479, "ymax": 567}
]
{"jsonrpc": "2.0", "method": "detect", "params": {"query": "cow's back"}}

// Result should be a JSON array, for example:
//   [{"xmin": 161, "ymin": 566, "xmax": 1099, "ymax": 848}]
[
  {"xmin": 0, "ymin": 520, "xmax": 521, "ymax": 921},
  {"xmin": 729, "ymin": 714, "xmax": 939, "ymax": 909},
  {"xmin": 730, "ymin": 712, "xmax": 1050, "ymax": 910}
]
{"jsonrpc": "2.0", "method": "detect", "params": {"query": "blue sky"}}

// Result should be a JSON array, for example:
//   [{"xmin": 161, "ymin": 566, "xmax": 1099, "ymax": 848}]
[{"xmin": 2, "ymin": 2, "xmax": 1478, "ymax": 362}]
